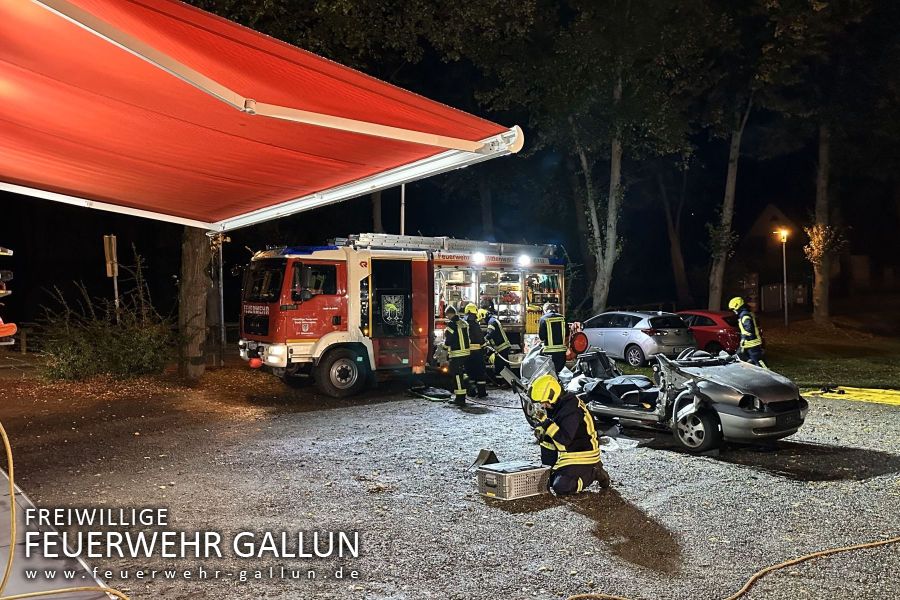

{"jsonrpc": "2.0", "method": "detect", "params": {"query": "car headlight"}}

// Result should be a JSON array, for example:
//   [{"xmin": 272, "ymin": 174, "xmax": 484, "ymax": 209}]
[{"xmin": 739, "ymin": 394, "xmax": 763, "ymax": 412}]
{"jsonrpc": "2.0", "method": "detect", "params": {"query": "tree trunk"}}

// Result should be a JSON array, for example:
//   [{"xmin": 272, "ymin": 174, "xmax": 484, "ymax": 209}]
[
  {"xmin": 813, "ymin": 123, "xmax": 831, "ymax": 323},
  {"xmin": 371, "ymin": 191, "xmax": 383, "ymax": 233},
  {"xmin": 658, "ymin": 174, "xmax": 693, "ymax": 307},
  {"xmin": 178, "ymin": 226, "xmax": 212, "ymax": 381},
  {"xmin": 592, "ymin": 133, "xmax": 623, "ymax": 312},
  {"xmin": 478, "ymin": 178, "xmax": 495, "ymax": 239},
  {"xmin": 570, "ymin": 169, "xmax": 597, "ymax": 297},
  {"xmin": 708, "ymin": 101, "xmax": 752, "ymax": 310}
]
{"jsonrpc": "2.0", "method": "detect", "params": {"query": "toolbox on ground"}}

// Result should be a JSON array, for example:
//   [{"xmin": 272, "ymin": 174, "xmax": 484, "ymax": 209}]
[{"xmin": 476, "ymin": 461, "xmax": 550, "ymax": 500}]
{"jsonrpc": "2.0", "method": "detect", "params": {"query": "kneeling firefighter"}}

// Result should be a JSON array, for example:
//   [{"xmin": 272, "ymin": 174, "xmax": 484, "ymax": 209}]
[
  {"xmin": 728, "ymin": 296, "xmax": 767, "ymax": 368},
  {"xmin": 479, "ymin": 300, "xmax": 511, "ymax": 378},
  {"xmin": 463, "ymin": 303, "xmax": 488, "ymax": 398},
  {"xmin": 443, "ymin": 306, "xmax": 471, "ymax": 406},
  {"xmin": 530, "ymin": 374, "xmax": 610, "ymax": 494}
]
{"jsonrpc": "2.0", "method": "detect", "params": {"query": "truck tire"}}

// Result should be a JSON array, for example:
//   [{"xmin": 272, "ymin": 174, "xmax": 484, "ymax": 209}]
[{"xmin": 315, "ymin": 348, "xmax": 369, "ymax": 398}]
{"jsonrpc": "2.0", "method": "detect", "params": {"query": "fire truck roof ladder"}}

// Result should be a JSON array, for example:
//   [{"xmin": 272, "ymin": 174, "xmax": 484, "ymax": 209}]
[{"xmin": 334, "ymin": 233, "xmax": 558, "ymax": 257}]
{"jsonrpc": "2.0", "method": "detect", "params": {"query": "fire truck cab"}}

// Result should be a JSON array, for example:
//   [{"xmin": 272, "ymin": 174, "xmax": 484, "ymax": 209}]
[{"xmin": 239, "ymin": 233, "xmax": 564, "ymax": 397}]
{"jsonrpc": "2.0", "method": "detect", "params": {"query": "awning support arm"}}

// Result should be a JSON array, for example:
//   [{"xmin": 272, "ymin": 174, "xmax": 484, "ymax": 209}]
[{"xmin": 31, "ymin": 0, "xmax": 522, "ymax": 154}]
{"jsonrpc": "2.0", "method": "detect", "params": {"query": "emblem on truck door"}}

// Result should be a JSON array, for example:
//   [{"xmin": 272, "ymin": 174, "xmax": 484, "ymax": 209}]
[{"xmin": 382, "ymin": 295, "xmax": 404, "ymax": 325}]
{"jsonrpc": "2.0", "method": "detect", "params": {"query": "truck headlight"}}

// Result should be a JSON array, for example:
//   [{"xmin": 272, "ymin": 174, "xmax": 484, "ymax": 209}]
[{"xmin": 267, "ymin": 344, "xmax": 287, "ymax": 357}]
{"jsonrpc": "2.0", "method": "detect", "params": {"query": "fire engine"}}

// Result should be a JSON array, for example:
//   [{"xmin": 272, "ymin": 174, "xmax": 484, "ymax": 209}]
[{"xmin": 239, "ymin": 233, "xmax": 566, "ymax": 397}]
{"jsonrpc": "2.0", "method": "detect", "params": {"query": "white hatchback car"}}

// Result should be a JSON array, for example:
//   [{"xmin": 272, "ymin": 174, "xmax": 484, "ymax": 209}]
[{"xmin": 582, "ymin": 311, "xmax": 696, "ymax": 367}]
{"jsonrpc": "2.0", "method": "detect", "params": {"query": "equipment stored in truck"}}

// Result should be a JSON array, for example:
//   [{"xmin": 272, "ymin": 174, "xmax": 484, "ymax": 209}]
[{"xmin": 238, "ymin": 233, "xmax": 565, "ymax": 397}]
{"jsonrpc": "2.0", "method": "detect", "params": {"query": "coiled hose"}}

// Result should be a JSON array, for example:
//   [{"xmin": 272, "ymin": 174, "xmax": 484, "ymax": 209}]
[{"xmin": 0, "ymin": 421, "xmax": 130, "ymax": 600}]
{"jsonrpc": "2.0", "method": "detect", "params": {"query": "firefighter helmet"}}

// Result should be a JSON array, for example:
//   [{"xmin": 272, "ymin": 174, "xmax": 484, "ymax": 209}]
[
  {"xmin": 464, "ymin": 302, "xmax": 479, "ymax": 315},
  {"xmin": 477, "ymin": 308, "xmax": 488, "ymax": 322},
  {"xmin": 543, "ymin": 302, "xmax": 559, "ymax": 314},
  {"xmin": 530, "ymin": 374, "xmax": 562, "ymax": 404},
  {"xmin": 728, "ymin": 297, "xmax": 745, "ymax": 312},
  {"xmin": 444, "ymin": 305, "xmax": 457, "ymax": 317}
]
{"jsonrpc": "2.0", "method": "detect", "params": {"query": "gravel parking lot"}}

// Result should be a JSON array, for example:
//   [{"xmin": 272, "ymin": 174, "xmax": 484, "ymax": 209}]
[{"xmin": 1, "ymin": 368, "xmax": 898, "ymax": 600}]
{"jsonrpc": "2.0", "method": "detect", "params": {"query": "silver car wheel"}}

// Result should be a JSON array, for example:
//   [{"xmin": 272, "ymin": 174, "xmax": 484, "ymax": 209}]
[
  {"xmin": 626, "ymin": 346, "xmax": 644, "ymax": 367},
  {"xmin": 676, "ymin": 414, "xmax": 706, "ymax": 448},
  {"xmin": 330, "ymin": 357, "xmax": 359, "ymax": 390}
]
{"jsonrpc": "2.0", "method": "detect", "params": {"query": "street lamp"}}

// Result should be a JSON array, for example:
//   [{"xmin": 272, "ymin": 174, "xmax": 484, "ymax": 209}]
[{"xmin": 774, "ymin": 228, "xmax": 789, "ymax": 326}]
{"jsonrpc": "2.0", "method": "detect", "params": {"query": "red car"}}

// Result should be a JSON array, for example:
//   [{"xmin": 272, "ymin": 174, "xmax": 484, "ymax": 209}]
[{"xmin": 677, "ymin": 310, "xmax": 741, "ymax": 354}]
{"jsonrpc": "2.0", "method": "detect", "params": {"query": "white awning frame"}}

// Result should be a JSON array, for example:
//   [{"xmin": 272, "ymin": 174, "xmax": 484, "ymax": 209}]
[{"xmin": 0, "ymin": 125, "xmax": 522, "ymax": 231}]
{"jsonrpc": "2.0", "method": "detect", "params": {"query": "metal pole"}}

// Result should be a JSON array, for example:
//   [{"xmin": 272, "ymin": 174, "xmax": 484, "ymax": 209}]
[
  {"xmin": 782, "ymin": 240, "xmax": 789, "ymax": 327},
  {"xmin": 112, "ymin": 274, "xmax": 119, "ymax": 324},
  {"xmin": 218, "ymin": 235, "xmax": 226, "ymax": 367},
  {"xmin": 400, "ymin": 184, "xmax": 406, "ymax": 236}
]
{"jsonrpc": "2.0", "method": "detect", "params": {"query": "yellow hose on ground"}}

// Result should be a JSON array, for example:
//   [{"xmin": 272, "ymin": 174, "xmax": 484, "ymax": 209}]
[
  {"xmin": 0, "ymin": 421, "xmax": 130, "ymax": 600},
  {"xmin": 567, "ymin": 534, "xmax": 900, "ymax": 600}
]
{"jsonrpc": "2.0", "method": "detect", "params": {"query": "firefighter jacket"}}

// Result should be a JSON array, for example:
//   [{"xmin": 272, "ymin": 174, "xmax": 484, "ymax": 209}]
[
  {"xmin": 465, "ymin": 313, "xmax": 485, "ymax": 350},
  {"xmin": 444, "ymin": 316, "xmax": 471, "ymax": 358},
  {"xmin": 737, "ymin": 307, "xmax": 763, "ymax": 350},
  {"xmin": 539, "ymin": 312, "xmax": 567, "ymax": 353},
  {"xmin": 484, "ymin": 314, "xmax": 511, "ymax": 352},
  {"xmin": 537, "ymin": 393, "xmax": 601, "ymax": 470}
]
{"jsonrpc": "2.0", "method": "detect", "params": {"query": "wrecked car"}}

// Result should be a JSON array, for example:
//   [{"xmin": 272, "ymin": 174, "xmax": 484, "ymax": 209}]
[{"xmin": 513, "ymin": 341, "xmax": 808, "ymax": 453}]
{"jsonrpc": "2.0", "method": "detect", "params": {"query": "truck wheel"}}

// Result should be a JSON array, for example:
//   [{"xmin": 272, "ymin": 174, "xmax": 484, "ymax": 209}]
[
  {"xmin": 674, "ymin": 410, "xmax": 722, "ymax": 453},
  {"xmin": 315, "ymin": 348, "xmax": 369, "ymax": 398}
]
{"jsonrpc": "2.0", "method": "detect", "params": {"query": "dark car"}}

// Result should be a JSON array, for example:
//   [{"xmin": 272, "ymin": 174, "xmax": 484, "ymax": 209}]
[{"xmin": 677, "ymin": 310, "xmax": 740, "ymax": 354}]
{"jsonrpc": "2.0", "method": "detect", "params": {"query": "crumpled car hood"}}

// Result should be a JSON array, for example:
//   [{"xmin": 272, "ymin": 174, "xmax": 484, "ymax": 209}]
[{"xmin": 679, "ymin": 361, "xmax": 799, "ymax": 402}]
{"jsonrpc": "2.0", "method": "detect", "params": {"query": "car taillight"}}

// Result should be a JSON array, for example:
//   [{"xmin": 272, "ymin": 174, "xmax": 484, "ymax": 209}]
[{"xmin": 641, "ymin": 328, "xmax": 662, "ymax": 336}]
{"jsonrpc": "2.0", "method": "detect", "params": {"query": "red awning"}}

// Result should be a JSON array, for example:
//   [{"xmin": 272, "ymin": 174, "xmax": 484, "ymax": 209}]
[{"xmin": 0, "ymin": 0, "xmax": 522, "ymax": 230}]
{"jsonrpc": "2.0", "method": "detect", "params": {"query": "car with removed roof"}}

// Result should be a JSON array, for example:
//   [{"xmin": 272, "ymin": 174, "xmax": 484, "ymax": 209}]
[{"xmin": 581, "ymin": 311, "xmax": 695, "ymax": 367}]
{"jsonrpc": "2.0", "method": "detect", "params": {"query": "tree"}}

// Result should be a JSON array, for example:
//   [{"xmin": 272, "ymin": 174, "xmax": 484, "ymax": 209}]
[
  {"xmin": 759, "ymin": 0, "xmax": 872, "ymax": 322},
  {"xmin": 178, "ymin": 227, "xmax": 212, "ymax": 381},
  {"xmin": 656, "ymin": 164, "xmax": 695, "ymax": 306},
  {"xmin": 477, "ymin": 0, "xmax": 714, "ymax": 312}
]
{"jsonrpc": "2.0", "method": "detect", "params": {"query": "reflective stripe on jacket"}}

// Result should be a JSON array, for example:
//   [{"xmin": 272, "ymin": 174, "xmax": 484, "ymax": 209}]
[
  {"xmin": 444, "ymin": 317, "xmax": 471, "ymax": 358},
  {"xmin": 539, "ymin": 314, "xmax": 567, "ymax": 353},
  {"xmin": 485, "ymin": 315, "xmax": 511, "ymax": 352},
  {"xmin": 737, "ymin": 309, "xmax": 763, "ymax": 349},
  {"xmin": 540, "ymin": 394, "xmax": 600, "ymax": 470}
]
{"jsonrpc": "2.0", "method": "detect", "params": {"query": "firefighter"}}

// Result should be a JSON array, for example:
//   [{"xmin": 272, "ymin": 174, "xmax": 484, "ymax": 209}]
[
  {"xmin": 463, "ymin": 303, "xmax": 488, "ymax": 398},
  {"xmin": 728, "ymin": 296, "xmax": 768, "ymax": 368},
  {"xmin": 538, "ymin": 302, "xmax": 567, "ymax": 373},
  {"xmin": 480, "ymin": 300, "xmax": 511, "ymax": 378},
  {"xmin": 530, "ymin": 374, "xmax": 610, "ymax": 495},
  {"xmin": 443, "ymin": 306, "xmax": 471, "ymax": 406}
]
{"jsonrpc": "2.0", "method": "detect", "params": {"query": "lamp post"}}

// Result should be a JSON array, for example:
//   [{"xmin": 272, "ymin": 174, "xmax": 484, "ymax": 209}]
[{"xmin": 776, "ymin": 228, "xmax": 789, "ymax": 326}]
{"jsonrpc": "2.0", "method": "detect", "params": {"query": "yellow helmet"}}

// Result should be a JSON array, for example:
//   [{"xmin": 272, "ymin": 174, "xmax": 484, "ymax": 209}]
[
  {"xmin": 530, "ymin": 374, "xmax": 562, "ymax": 404},
  {"xmin": 477, "ymin": 308, "xmax": 488, "ymax": 321},
  {"xmin": 464, "ymin": 302, "xmax": 479, "ymax": 315},
  {"xmin": 727, "ymin": 297, "xmax": 745, "ymax": 312}
]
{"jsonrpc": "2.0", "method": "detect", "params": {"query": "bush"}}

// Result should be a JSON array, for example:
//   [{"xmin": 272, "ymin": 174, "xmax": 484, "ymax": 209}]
[{"xmin": 39, "ymin": 254, "xmax": 174, "ymax": 380}]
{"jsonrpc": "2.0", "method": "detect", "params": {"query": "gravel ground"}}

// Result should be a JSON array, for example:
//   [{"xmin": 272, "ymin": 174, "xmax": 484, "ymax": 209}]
[{"xmin": 0, "ymin": 367, "xmax": 898, "ymax": 600}]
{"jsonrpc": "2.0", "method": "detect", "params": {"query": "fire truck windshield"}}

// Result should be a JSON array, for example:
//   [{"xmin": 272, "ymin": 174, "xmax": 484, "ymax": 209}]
[{"xmin": 243, "ymin": 259, "xmax": 287, "ymax": 303}]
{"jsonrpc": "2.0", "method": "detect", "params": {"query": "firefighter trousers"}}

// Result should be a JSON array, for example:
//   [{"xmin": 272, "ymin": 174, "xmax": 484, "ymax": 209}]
[
  {"xmin": 543, "ymin": 351, "xmax": 567, "ymax": 374},
  {"xmin": 541, "ymin": 448, "xmax": 601, "ymax": 495},
  {"xmin": 448, "ymin": 356, "xmax": 468, "ymax": 405},
  {"xmin": 466, "ymin": 349, "xmax": 488, "ymax": 398},
  {"xmin": 741, "ymin": 346, "xmax": 768, "ymax": 368}
]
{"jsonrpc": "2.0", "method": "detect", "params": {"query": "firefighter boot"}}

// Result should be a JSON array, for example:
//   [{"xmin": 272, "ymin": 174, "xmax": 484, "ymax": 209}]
[{"xmin": 476, "ymin": 381, "xmax": 488, "ymax": 398}]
